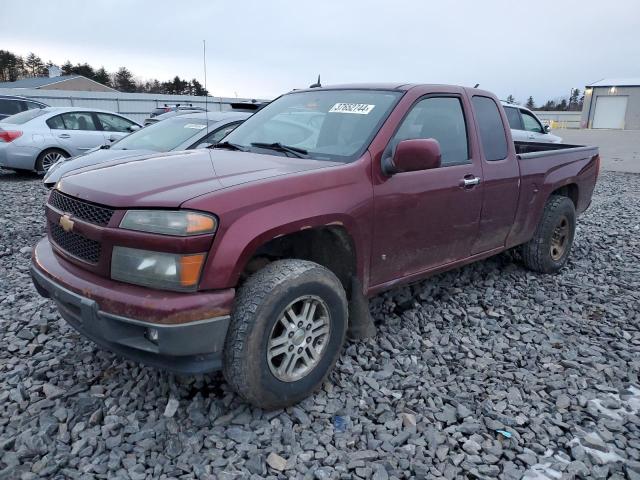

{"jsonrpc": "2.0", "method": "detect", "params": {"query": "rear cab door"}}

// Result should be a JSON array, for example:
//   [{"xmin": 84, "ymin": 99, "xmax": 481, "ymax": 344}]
[
  {"xmin": 47, "ymin": 112, "xmax": 106, "ymax": 155},
  {"xmin": 369, "ymin": 85, "xmax": 484, "ymax": 288},
  {"xmin": 467, "ymin": 93, "xmax": 520, "ymax": 254}
]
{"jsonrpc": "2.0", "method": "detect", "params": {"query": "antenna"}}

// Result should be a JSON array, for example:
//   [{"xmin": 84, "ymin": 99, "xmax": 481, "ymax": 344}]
[
  {"xmin": 309, "ymin": 74, "xmax": 322, "ymax": 88},
  {"xmin": 203, "ymin": 40, "xmax": 209, "ymax": 136},
  {"xmin": 473, "ymin": 83, "xmax": 480, "ymax": 88}
]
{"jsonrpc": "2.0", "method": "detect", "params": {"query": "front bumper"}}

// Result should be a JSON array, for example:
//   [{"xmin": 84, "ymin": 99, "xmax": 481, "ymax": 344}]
[{"xmin": 31, "ymin": 238, "xmax": 235, "ymax": 374}]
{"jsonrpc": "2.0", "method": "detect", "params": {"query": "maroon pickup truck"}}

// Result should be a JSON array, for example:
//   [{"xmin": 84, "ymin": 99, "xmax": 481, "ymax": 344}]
[{"xmin": 31, "ymin": 84, "xmax": 599, "ymax": 409}]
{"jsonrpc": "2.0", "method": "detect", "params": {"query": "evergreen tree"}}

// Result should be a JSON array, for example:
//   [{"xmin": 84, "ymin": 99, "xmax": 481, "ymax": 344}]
[
  {"xmin": 190, "ymin": 79, "xmax": 208, "ymax": 96},
  {"xmin": 113, "ymin": 67, "xmax": 136, "ymax": 92},
  {"xmin": 25, "ymin": 53, "xmax": 46, "ymax": 77},
  {"xmin": 61, "ymin": 61, "xmax": 74, "ymax": 76},
  {"xmin": 525, "ymin": 96, "xmax": 535, "ymax": 109},
  {"xmin": 505, "ymin": 94, "xmax": 516, "ymax": 104},
  {"xmin": 0, "ymin": 50, "xmax": 24, "ymax": 81},
  {"xmin": 94, "ymin": 67, "xmax": 111, "ymax": 87}
]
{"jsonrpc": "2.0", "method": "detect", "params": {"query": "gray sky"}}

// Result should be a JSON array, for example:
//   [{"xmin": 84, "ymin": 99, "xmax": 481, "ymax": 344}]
[{"xmin": 2, "ymin": 0, "xmax": 639, "ymax": 103}]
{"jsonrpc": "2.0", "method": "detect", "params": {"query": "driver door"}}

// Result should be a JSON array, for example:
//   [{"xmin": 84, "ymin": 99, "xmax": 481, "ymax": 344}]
[{"xmin": 370, "ymin": 95, "xmax": 483, "ymax": 287}]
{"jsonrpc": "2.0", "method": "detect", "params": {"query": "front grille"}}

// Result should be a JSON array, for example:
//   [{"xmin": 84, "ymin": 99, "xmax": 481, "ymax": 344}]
[
  {"xmin": 49, "ymin": 190, "xmax": 114, "ymax": 226},
  {"xmin": 49, "ymin": 220, "xmax": 101, "ymax": 264}
]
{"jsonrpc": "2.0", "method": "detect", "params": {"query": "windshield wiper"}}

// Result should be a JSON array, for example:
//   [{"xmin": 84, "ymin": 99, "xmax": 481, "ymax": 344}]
[
  {"xmin": 100, "ymin": 144, "xmax": 111, "ymax": 150},
  {"xmin": 211, "ymin": 141, "xmax": 248, "ymax": 152},
  {"xmin": 251, "ymin": 142, "xmax": 308, "ymax": 158}
]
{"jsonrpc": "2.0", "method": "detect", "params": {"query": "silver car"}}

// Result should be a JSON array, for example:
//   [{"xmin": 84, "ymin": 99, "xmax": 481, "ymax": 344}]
[
  {"xmin": 43, "ymin": 111, "xmax": 250, "ymax": 188},
  {"xmin": 0, "ymin": 107, "xmax": 141, "ymax": 173},
  {"xmin": 501, "ymin": 102, "xmax": 563, "ymax": 144}
]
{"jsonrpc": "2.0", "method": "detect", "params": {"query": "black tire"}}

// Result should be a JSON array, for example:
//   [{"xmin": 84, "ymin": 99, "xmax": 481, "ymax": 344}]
[
  {"xmin": 223, "ymin": 259, "xmax": 348, "ymax": 409},
  {"xmin": 521, "ymin": 195, "xmax": 576, "ymax": 273},
  {"xmin": 35, "ymin": 148, "xmax": 68, "ymax": 174}
]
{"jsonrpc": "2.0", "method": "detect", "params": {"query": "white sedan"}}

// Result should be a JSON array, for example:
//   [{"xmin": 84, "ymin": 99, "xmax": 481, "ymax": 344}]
[{"xmin": 0, "ymin": 107, "xmax": 140, "ymax": 173}]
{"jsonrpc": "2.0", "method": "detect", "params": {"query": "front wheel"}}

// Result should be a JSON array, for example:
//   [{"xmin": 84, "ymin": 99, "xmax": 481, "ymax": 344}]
[
  {"xmin": 223, "ymin": 259, "xmax": 348, "ymax": 409},
  {"xmin": 521, "ymin": 195, "xmax": 576, "ymax": 273}
]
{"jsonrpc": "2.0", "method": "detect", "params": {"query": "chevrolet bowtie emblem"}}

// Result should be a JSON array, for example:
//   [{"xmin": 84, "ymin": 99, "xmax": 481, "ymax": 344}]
[{"xmin": 59, "ymin": 214, "xmax": 74, "ymax": 232}]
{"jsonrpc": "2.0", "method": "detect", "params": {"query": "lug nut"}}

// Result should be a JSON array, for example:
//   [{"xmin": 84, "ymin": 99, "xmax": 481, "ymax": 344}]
[
  {"xmin": 307, "ymin": 337, "xmax": 311, "ymax": 343},
  {"xmin": 298, "ymin": 347, "xmax": 303, "ymax": 353},
  {"xmin": 306, "ymin": 324, "xmax": 312, "ymax": 330},
  {"xmin": 298, "ymin": 321, "xmax": 303, "ymax": 327},
  {"xmin": 288, "ymin": 332, "xmax": 294, "ymax": 338},
  {"xmin": 289, "ymin": 345, "xmax": 294, "ymax": 351}
]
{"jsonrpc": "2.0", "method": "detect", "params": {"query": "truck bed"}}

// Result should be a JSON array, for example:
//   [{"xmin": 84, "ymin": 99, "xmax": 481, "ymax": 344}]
[{"xmin": 514, "ymin": 140, "xmax": 596, "ymax": 158}]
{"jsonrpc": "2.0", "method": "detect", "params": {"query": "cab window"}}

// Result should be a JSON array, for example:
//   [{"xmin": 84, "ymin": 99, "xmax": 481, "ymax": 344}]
[
  {"xmin": 472, "ymin": 96, "xmax": 508, "ymax": 161},
  {"xmin": 96, "ymin": 113, "xmax": 136, "ymax": 132},
  {"xmin": 390, "ymin": 96, "xmax": 470, "ymax": 166},
  {"xmin": 521, "ymin": 110, "xmax": 544, "ymax": 133}
]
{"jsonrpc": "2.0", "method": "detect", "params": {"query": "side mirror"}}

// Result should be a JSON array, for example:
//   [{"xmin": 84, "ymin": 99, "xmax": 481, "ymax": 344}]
[
  {"xmin": 544, "ymin": 124, "xmax": 551, "ymax": 133},
  {"xmin": 108, "ymin": 134, "xmax": 119, "ymax": 143},
  {"xmin": 383, "ymin": 138, "xmax": 442, "ymax": 175},
  {"xmin": 129, "ymin": 125, "xmax": 141, "ymax": 132}
]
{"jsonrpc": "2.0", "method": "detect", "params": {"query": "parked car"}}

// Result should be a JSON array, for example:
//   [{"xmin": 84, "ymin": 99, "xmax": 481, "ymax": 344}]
[
  {"xmin": 44, "ymin": 111, "xmax": 250, "ymax": 187},
  {"xmin": 0, "ymin": 107, "xmax": 141, "ymax": 173},
  {"xmin": 144, "ymin": 101, "xmax": 267, "ymax": 126},
  {"xmin": 0, "ymin": 94, "xmax": 48, "ymax": 120},
  {"xmin": 502, "ymin": 101, "xmax": 562, "ymax": 143},
  {"xmin": 31, "ymin": 83, "xmax": 599, "ymax": 409},
  {"xmin": 144, "ymin": 105, "xmax": 208, "ymax": 126}
]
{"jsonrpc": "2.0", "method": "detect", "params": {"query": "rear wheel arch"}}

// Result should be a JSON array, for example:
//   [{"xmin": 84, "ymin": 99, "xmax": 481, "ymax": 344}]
[{"xmin": 35, "ymin": 147, "xmax": 70, "ymax": 172}]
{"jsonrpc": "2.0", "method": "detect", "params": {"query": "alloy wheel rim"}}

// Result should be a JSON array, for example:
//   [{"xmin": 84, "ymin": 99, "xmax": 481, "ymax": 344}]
[
  {"xmin": 41, "ymin": 152, "xmax": 64, "ymax": 171},
  {"xmin": 550, "ymin": 215, "xmax": 570, "ymax": 261},
  {"xmin": 267, "ymin": 295, "xmax": 331, "ymax": 382}
]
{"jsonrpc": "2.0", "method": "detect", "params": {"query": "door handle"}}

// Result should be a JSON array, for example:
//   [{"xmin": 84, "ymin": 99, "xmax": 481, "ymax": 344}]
[
  {"xmin": 460, "ymin": 175, "xmax": 481, "ymax": 188},
  {"xmin": 58, "ymin": 134, "xmax": 71, "ymax": 139}
]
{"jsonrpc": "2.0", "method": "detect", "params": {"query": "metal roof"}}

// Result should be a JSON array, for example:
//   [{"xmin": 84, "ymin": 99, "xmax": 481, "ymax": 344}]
[
  {"xmin": 0, "ymin": 75, "xmax": 114, "ymax": 90},
  {"xmin": 587, "ymin": 78, "xmax": 640, "ymax": 88}
]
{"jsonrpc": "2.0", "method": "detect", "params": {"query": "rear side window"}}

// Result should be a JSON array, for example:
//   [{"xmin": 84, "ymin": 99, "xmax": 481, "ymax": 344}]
[
  {"xmin": 472, "ymin": 96, "xmax": 508, "ymax": 161},
  {"xmin": 390, "ymin": 96, "xmax": 469, "ymax": 166},
  {"xmin": 0, "ymin": 99, "xmax": 22, "ymax": 116},
  {"xmin": 47, "ymin": 115, "xmax": 65, "ymax": 129},
  {"xmin": 504, "ymin": 106, "xmax": 523, "ymax": 130}
]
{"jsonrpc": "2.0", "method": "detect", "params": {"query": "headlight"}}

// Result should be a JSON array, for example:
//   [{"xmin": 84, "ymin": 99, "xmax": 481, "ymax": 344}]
[
  {"xmin": 120, "ymin": 210, "xmax": 217, "ymax": 236},
  {"xmin": 111, "ymin": 246, "xmax": 206, "ymax": 291}
]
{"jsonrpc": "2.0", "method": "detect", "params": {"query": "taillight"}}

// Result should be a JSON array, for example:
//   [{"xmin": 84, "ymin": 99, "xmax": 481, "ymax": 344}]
[{"xmin": 0, "ymin": 130, "xmax": 22, "ymax": 143}]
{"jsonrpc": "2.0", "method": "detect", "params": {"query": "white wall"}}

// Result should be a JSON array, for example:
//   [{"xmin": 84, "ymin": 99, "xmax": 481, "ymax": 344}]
[{"xmin": 0, "ymin": 87, "xmax": 268, "ymax": 123}]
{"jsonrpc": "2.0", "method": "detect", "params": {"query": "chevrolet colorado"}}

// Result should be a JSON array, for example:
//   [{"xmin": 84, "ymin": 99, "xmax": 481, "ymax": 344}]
[{"xmin": 31, "ymin": 84, "xmax": 599, "ymax": 409}]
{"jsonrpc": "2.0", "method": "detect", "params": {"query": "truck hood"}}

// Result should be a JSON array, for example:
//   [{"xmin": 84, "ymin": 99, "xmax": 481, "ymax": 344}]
[
  {"xmin": 56, "ymin": 149, "xmax": 340, "ymax": 208},
  {"xmin": 44, "ymin": 148, "xmax": 155, "ymax": 186}
]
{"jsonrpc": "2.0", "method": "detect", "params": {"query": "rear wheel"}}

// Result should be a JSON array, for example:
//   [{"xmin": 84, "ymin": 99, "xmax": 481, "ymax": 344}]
[
  {"xmin": 35, "ymin": 149, "xmax": 68, "ymax": 174},
  {"xmin": 521, "ymin": 195, "xmax": 576, "ymax": 273},
  {"xmin": 223, "ymin": 259, "xmax": 347, "ymax": 409}
]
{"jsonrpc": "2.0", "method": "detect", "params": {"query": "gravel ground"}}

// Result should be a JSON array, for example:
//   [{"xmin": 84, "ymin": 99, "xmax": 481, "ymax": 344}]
[{"xmin": 1, "ymin": 169, "xmax": 639, "ymax": 480}]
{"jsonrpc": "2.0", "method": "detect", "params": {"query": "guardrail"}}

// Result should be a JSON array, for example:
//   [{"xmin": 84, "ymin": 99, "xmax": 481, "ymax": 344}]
[{"xmin": 0, "ymin": 87, "xmax": 267, "ymax": 123}]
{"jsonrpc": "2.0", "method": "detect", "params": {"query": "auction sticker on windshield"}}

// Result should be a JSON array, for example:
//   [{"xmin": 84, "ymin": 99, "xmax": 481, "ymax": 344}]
[{"xmin": 329, "ymin": 103, "xmax": 375, "ymax": 114}]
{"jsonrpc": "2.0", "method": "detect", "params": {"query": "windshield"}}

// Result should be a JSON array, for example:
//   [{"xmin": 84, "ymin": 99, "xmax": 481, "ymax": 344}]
[
  {"xmin": 0, "ymin": 109, "xmax": 46, "ymax": 124},
  {"xmin": 112, "ymin": 117, "xmax": 211, "ymax": 151},
  {"xmin": 223, "ymin": 89, "xmax": 402, "ymax": 162}
]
